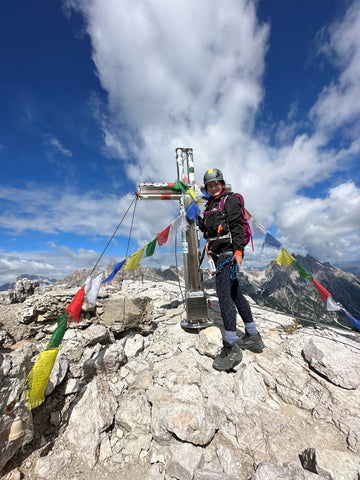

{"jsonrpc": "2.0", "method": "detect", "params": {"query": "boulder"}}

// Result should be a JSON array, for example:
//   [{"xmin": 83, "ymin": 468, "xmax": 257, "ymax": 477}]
[
  {"xmin": 65, "ymin": 376, "xmax": 118, "ymax": 467},
  {"xmin": 302, "ymin": 337, "xmax": 360, "ymax": 390},
  {"xmin": 100, "ymin": 294, "xmax": 153, "ymax": 334}
]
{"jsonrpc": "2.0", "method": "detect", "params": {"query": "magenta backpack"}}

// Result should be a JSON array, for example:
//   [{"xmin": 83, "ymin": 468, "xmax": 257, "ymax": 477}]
[{"xmin": 219, "ymin": 193, "xmax": 254, "ymax": 250}]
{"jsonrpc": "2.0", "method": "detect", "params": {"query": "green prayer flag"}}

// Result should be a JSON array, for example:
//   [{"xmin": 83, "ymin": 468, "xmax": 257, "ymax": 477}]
[
  {"xmin": 145, "ymin": 237, "xmax": 157, "ymax": 257},
  {"xmin": 172, "ymin": 180, "xmax": 188, "ymax": 194},
  {"xmin": 47, "ymin": 313, "xmax": 69, "ymax": 349},
  {"xmin": 296, "ymin": 262, "xmax": 313, "ymax": 279}
]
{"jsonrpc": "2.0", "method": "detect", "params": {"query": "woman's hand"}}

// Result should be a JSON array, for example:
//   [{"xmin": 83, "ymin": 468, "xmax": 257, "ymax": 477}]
[{"xmin": 232, "ymin": 253, "xmax": 243, "ymax": 271}]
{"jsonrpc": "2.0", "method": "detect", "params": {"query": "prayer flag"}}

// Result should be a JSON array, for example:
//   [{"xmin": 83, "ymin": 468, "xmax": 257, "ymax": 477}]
[
  {"xmin": 276, "ymin": 248, "xmax": 295, "ymax": 268},
  {"xmin": 312, "ymin": 279, "xmax": 331, "ymax": 301},
  {"xmin": 27, "ymin": 348, "xmax": 59, "ymax": 409},
  {"xmin": 47, "ymin": 313, "xmax": 68, "ymax": 349},
  {"xmin": 103, "ymin": 260, "xmax": 126, "ymax": 283},
  {"xmin": 84, "ymin": 272, "xmax": 103, "ymax": 307},
  {"xmin": 326, "ymin": 296, "xmax": 341, "ymax": 311},
  {"xmin": 192, "ymin": 184, "xmax": 203, "ymax": 202},
  {"xmin": 185, "ymin": 201, "xmax": 201, "ymax": 221},
  {"xmin": 145, "ymin": 238, "xmax": 157, "ymax": 257},
  {"xmin": 345, "ymin": 312, "xmax": 360, "ymax": 331},
  {"xmin": 172, "ymin": 214, "xmax": 189, "ymax": 234},
  {"xmin": 170, "ymin": 214, "xmax": 189, "ymax": 241},
  {"xmin": 296, "ymin": 263, "xmax": 313, "ymax": 279},
  {"xmin": 202, "ymin": 191, "xmax": 211, "ymax": 200},
  {"xmin": 172, "ymin": 180, "xmax": 188, "ymax": 194},
  {"xmin": 262, "ymin": 232, "xmax": 282, "ymax": 250},
  {"xmin": 124, "ymin": 247, "xmax": 145, "ymax": 271},
  {"xmin": 66, "ymin": 286, "xmax": 85, "ymax": 322},
  {"xmin": 157, "ymin": 225, "xmax": 171, "ymax": 246},
  {"xmin": 249, "ymin": 218, "xmax": 266, "ymax": 236},
  {"xmin": 189, "ymin": 188, "xmax": 195, "ymax": 199}
]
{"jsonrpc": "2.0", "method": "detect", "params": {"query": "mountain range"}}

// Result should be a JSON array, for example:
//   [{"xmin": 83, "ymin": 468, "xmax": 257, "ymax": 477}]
[{"xmin": 1, "ymin": 255, "xmax": 359, "ymax": 329}]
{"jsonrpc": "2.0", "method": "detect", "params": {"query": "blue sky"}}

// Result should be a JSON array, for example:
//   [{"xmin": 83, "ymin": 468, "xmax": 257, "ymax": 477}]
[{"xmin": 1, "ymin": 0, "xmax": 360, "ymax": 284}]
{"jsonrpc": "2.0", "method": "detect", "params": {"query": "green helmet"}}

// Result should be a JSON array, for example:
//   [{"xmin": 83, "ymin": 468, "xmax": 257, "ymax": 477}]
[{"xmin": 203, "ymin": 168, "xmax": 224, "ymax": 185}]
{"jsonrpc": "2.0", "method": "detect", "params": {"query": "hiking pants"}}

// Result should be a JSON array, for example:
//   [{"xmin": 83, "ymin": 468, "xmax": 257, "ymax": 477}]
[{"xmin": 215, "ymin": 253, "xmax": 253, "ymax": 332}]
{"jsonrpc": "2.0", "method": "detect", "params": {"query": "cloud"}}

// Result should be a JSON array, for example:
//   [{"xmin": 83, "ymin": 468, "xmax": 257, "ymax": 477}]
[
  {"xmin": 66, "ymin": 0, "xmax": 270, "ymax": 182},
  {"xmin": 0, "ymin": 185, "xmax": 131, "ymax": 236},
  {"xmin": 0, "ymin": 246, "xmax": 104, "ymax": 284},
  {"xmin": 48, "ymin": 137, "xmax": 73, "ymax": 157},
  {"xmin": 63, "ymin": 1, "xmax": 360, "ymax": 236},
  {"xmin": 276, "ymin": 181, "xmax": 360, "ymax": 263},
  {"xmin": 311, "ymin": 0, "xmax": 360, "ymax": 136}
]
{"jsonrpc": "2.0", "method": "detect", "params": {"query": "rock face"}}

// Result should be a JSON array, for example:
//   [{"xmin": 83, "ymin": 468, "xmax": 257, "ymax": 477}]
[
  {"xmin": 1, "ymin": 274, "xmax": 360, "ymax": 480},
  {"xmin": 0, "ymin": 279, "xmax": 40, "ymax": 305}
]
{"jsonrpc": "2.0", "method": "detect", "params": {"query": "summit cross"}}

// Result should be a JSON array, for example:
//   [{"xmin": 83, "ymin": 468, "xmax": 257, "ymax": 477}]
[{"xmin": 137, "ymin": 148, "xmax": 212, "ymax": 328}]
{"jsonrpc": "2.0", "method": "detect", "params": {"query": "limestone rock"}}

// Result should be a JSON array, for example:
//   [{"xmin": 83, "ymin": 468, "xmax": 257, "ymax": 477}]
[
  {"xmin": 148, "ymin": 384, "xmax": 220, "ymax": 446},
  {"xmin": 302, "ymin": 337, "xmax": 360, "ymax": 390},
  {"xmin": 300, "ymin": 447, "xmax": 360, "ymax": 480},
  {"xmin": 80, "ymin": 323, "xmax": 113, "ymax": 347},
  {"xmin": 123, "ymin": 332, "xmax": 145, "ymax": 358},
  {"xmin": 101, "ymin": 294, "xmax": 153, "ymax": 334},
  {"xmin": 251, "ymin": 461, "xmax": 327, "ymax": 479},
  {"xmin": 196, "ymin": 326, "xmax": 222, "ymax": 358},
  {"xmin": 115, "ymin": 392, "xmax": 152, "ymax": 435},
  {"xmin": 65, "ymin": 376, "xmax": 118, "ymax": 467},
  {"xmin": 165, "ymin": 442, "xmax": 204, "ymax": 480},
  {"xmin": 194, "ymin": 470, "xmax": 238, "ymax": 480},
  {"xmin": 44, "ymin": 353, "xmax": 70, "ymax": 396},
  {"xmin": 34, "ymin": 449, "xmax": 72, "ymax": 479}
]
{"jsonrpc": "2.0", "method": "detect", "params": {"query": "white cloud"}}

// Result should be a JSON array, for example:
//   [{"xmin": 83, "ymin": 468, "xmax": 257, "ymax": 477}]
[
  {"xmin": 48, "ymin": 137, "xmax": 73, "ymax": 157},
  {"xmin": 62, "ymin": 0, "xmax": 360, "ymax": 264},
  {"xmin": 0, "ymin": 246, "xmax": 104, "ymax": 284},
  {"xmin": 276, "ymin": 181, "xmax": 360, "ymax": 263},
  {"xmin": 0, "ymin": 186, "xmax": 138, "ymax": 236},
  {"xmin": 66, "ymin": 0, "xmax": 269, "ymax": 183},
  {"xmin": 311, "ymin": 0, "xmax": 360, "ymax": 135}
]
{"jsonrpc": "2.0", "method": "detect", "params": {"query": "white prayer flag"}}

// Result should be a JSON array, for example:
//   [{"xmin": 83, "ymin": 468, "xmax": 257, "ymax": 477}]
[
  {"xmin": 326, "ymin": 295, "xmax": 341, "ymax": 311},
  {"xmin": 84, "ymin": 272, "xmax": 103, "ymax": 308}
]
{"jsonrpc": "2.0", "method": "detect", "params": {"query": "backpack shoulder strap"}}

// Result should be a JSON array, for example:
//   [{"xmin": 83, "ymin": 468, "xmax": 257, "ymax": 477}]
[{"xmin": 219, "ymin": 191, "xmax": 231, "ymax": 212}]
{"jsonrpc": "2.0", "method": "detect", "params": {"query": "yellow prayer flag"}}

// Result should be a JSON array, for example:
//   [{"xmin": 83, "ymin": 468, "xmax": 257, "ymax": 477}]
[
  {"xmin": 123, "ymin": 247, "xmax": 146, "ymax": 271},
  {"xmin": 276, "ymin": 247, "xmax": 295, "ymax": 268},
  {"xmin": 189, "ymin": 188, "xmax": 195, "ymax": 199},
  {"xmin": 27, "ymin": 348, "xmax": 59, "ymax": 410}
]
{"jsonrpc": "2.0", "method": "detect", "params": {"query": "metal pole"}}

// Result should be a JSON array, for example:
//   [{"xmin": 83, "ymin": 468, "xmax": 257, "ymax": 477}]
[
  {"xmin": 179, "ymin": 148, "xmax": 211, "ymax": 328},
  {"xmin": 176, "ymin": 148, "xmax": 191, "ymax": 296}
]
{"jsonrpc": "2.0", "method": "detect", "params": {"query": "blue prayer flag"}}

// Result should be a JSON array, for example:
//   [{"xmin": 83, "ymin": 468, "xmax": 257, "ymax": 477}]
[
  {"xmin": 262, "ymin": 232, "xmax": 282, "ymax": 250},
  {"xmin": 345, "ymin": 312, "xmax": 360, "ymax": 332},
  {"xmin": 102, "ymin": 260, "xmax": 125, "ymax": 283},
  {"xmin": 185, "ymin": 201, "xmax": 201, "ymax": 221},
  {"xmin": 202, "ymin": 191, "xmax": 211, "ymax": 200}
]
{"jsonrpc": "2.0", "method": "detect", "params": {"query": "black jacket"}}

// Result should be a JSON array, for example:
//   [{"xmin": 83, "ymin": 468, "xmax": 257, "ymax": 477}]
[{"xmin": 199, "ymin": 190, "xmax": 245, "ymax": 255}]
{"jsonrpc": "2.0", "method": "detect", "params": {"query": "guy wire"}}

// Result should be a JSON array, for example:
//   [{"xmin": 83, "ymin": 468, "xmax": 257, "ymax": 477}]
[{"xmin": 90, "ymin": 196, "xmax": 136, "ymax": 276}]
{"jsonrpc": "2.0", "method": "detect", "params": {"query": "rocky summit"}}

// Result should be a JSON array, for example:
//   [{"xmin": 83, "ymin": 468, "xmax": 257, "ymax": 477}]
[{"xmin": 1, "ymin": 269, "xmax": 360, "ymax": 480}]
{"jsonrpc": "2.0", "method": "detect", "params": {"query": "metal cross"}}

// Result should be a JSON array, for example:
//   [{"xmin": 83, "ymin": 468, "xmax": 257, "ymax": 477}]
[{"xmin": 137, "ymin": 148, "xmax": 213, "ymax": 329}]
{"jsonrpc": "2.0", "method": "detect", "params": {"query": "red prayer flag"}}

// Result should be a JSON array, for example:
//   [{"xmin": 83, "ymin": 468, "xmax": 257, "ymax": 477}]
[
  {"xmin": 312, "ymin": 279, "xmax": 331, "ymax": 301},
  {"xmin": 66, "ymin": 286, "xmax": 85, "ymax": 322},
  {"xmin": 244, "ymin": 208, "xmax": 251, "ymax": 221},
  {"xmin": 157, "ymin": 225, "xmax": 171, "ymax": 246}
]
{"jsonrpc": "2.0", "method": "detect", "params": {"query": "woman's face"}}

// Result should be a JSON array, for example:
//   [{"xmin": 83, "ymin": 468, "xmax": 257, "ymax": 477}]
[{"xmin": 207, "ymin": 180, "xmax": 223, "ymax": 197}]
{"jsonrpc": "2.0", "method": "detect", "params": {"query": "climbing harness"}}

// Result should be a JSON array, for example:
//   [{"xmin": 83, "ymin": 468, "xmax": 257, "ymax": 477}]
[
  {"xmin": 230, "ymin": 262, "xmax": 238, "ymax": 280},
  {"xmin": 211, "ymin": 256, "xmax": 238, "ymax": 279}
]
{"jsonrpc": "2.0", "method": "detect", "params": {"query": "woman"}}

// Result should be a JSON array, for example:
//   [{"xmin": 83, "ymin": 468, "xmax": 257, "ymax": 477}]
[{"xmin": 200, "ymin": 168, "xmax": 264, "ymax": 372}]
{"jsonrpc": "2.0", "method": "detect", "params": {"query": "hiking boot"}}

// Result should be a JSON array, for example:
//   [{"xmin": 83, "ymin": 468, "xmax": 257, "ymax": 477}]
[
  {"xmin": 238, "ymin": 332, "xmax": 264, "ymax": 353},
  {"xmin": 213, "ymin": 341, "xmax": 243, "ymax": 372}
]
